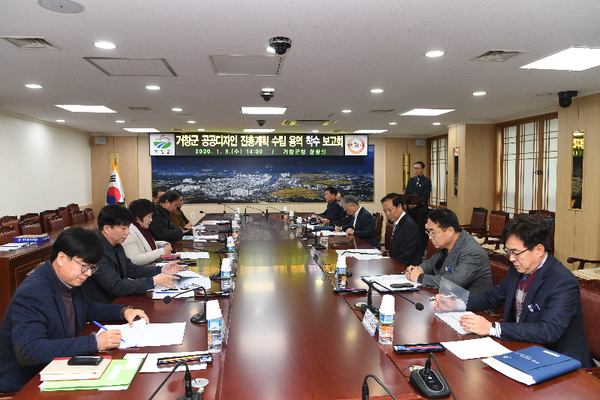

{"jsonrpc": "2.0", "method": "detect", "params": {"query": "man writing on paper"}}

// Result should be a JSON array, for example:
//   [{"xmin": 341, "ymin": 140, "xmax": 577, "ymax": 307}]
[
  {"xmin": 312, "ymin": 186, "xmax": 345, "ymax": 225},
  {"xmin": 334, "ymin": 195, "xmax": 380, "ymax": 248},
  {"xmin": 0, "ymin": 228, "xmax": 149, "ymax": 393},
  {"xmin": 149, "ymin": 190, "xmax": 194, "ymax": 243},
  {"xmin": 380, "ymin": 193, "xmax": 422, "ymax": 266},
  {"xmin": 437, "ymin": 214, "xmax": 594, "ymax": 367},
  {"xmin": 83, "ymin": 204, "xmax": 185, "ymax": 304},
  {"xmin": 405, "ymin": 208, "xmax": 492, "ymax": 295}
]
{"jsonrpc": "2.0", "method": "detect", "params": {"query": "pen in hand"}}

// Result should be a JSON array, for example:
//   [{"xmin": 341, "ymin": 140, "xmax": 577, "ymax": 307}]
[{"xmin": 93, "ymin": 321, "xmax": 126, "ymax": 343}]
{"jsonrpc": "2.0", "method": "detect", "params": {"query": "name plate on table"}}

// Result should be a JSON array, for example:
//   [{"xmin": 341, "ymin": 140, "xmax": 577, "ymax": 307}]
[{"xmin": 362, "ymin": 309, "xmax": 378, "ymax": 337}]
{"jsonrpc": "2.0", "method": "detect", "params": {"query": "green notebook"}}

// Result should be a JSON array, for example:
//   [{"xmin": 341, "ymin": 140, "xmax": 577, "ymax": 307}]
[{"xmin": 39, "ymin": 358, "xmax": 142, "ymax": 391}]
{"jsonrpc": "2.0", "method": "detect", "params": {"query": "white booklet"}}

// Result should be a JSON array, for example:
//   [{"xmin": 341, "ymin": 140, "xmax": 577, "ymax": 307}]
[
  {"xmin": 100, "ymin": 320, "xmax": 186, "ymax": 349},
  {"xmin": 441, "ymin": 337, "xmax": 511, "ymax": 360},
  {"xmin": 436, "ymin": 311, "xmax": 475, "ymax": 335}
]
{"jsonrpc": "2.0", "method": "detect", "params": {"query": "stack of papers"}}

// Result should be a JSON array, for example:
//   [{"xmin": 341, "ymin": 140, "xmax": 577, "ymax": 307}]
[
  {"xmin": 361, "ymin": 274, "xmax": 421, "ymax": 291},
  {"xmin": 441, "ymin": 337, "xmax": 511, "ymax": 360},
  {"xmin": 39, "ymin": 356, "xmax": 112, "ymax": 381},
  {"xmin": 173, "ymin": 270, "xmax": 211, "ymax": 290},
  {"xmin": 0, "ymin": 242, "xmax": 32, "ymax": 251},
  {"xmin": 99, "ymin": 319, "xmax": 186, "ymax": 349},
  {"xmin": 436, "ymin": 311, "xmax": 475, "ymax": 335},
  {"xmin": 203, "ymin": 220, "xmax": 229, "ymax": 225},
  {"xmin": 193, "ymin": 235, "xmax": 220, "ymax": 242},
  {"xmin": 336, "ymin": 249, "xmax": 383, "ymax": 260},
  {"xmin": 39, "ymin": 358, "xmax": 142, "ymax": 391},
  {"xmin": 178, "ymin": 251, "xmax": 210, "ymax": 260}
]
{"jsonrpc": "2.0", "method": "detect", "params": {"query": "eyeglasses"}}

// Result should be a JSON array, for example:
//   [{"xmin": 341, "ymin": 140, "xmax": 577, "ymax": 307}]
[
  {"xmin": 426, "ymin": 228, "xmax": 447, "ymax": 238},
  {"xmin": 503, "ymin": 247, "xmax": 529, "ymax": 258},
  {"xmin": 71, "ymin": 257, "xmax": 98, "ymax": 275}
]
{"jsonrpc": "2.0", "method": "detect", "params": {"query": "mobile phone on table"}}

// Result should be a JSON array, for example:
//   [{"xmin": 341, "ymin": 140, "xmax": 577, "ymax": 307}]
[
  {"xmin": 393, "ymin": 343, "xmax": 445, "ymax": 354},
  {"xmin": 67, "ymin": 356, "xmax": 103, "ymax": 365}
]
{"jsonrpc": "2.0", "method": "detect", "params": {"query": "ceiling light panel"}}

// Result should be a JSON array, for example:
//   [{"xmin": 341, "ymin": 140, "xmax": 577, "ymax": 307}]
[
  {"xmin": 241, "ymin": 107, "xmax": 288, "ymax": 115},
  {"xmin": 244, "ymin": 129, "xmax": 275, "ymax": 133},
  {"xmin": 354, "ymin": 130, "xmax": 387, "ymax": 133},
  {"xmin": 520, "ymin": 46, "xmax": 600, "ymax": 71},
  {"xmin": 400, "ymin": 108, "xmax": 455, "ymax": 116},
  {"xmin": 55, "ymin": 105, "xmax": 116, "ymax": 113},
  {"xmin": 123, "ymin": 128, "xmax": 159, "ymax": 133}
]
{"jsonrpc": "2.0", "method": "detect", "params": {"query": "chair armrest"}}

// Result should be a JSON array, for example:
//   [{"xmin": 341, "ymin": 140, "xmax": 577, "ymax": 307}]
[{"xmin": 567, "ymin": 257, "xmax": 600, "ymax": 270}]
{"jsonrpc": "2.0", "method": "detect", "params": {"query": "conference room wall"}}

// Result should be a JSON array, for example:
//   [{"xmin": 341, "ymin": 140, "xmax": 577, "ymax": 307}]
[
  {"xmin": 556, "ymin": 92, "xmax": 600, "ymax": 266},
  {"xmin": 0, "ymin": 110, "xmax": 93, "ymax": 216}
]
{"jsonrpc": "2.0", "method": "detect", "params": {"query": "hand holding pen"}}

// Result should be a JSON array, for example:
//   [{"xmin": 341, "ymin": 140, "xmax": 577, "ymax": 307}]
[{"xmin": 93, "ymin": 321, "xmax": 125, "ymax": 350}]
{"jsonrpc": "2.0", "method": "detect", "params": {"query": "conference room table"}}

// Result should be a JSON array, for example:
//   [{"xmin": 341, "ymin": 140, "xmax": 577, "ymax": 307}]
[{"xmin": 13, "ymin": 213, "xmax": 600, "ymax": 399}]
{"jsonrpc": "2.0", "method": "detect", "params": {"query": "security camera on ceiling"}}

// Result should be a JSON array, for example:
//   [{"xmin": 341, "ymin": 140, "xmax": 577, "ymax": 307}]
[
  {"xmin": 260, "ymin": 89, "xmax": 274, "ymax": 102},
  {"xmin": 558, "ymin": 91, "xmax": 578, "ymax": 108},
  {"xmin": 256, "ymin": 120, "xmax": 266, "ymax": 126},
  {"xmin": 269, "ymin": 37, "xmax": 292, "ymax": 55}
]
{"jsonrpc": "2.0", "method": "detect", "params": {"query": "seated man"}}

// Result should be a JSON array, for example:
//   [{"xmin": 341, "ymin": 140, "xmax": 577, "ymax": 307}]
[
  {"xmin": 313, "ymin": 186, "xmax": 345, "ymax": 224},
  {"xmin": 170, "ymin": 190, "xmax": 190, "ymax": 229},
  {"xmin": 0, "ymin": 228, "xmax": 148, "ymax": 393},
  {"xmin": 405, "ymin": 208, "xmax": 492, "ymax": 295},
  {"xmin": 123, "ymin": 199, "xmax": 172, "ymax": 265},
  {"xmin": 83, "ymin": 204, "xmax": 185, "ymax": 304},
  {"xmin": 380, "ymin": 193, "xmax": 422, "ymax": 266},
  {"xmin": 149, "ymin": 190, "xmax": 193, "ymax": 242},
  {"xmin": 335, "ymin": 195, "xmax": 380, "ymax": 248},
  {"xmin": 450, "ymin": 214, "xmax": 594, "ymax": 368},
  {"xmin": 320, "ymin": 189, "xmax": 352, "ymax": 227},
  {"xmin": 152, "ymin": 188, "xmax": 165, "ymax": 203}
]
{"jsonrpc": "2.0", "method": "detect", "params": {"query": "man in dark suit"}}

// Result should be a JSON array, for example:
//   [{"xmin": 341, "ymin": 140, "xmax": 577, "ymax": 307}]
[
  {"xmin": 335, "ymin": 195, "xmax": 379, "ymax": 248},
  {"xmin": 320, "ymin": 189, "xmax": 352, "ymax": 227},
  {"xmin": 404, "ymin": 161, "xmax": 431, "ymax": 254},
  {"xmin": 149, "ymin": 190, "xmax": 193, "ymax": 243},
  {"xmin": 380, "ymin": 193, "xmax": 421, "ymax": 265},
  {"xmin": 313, "ymin": 186, "xmax": 345, "ymax": 224},
  {"xmin": 437, "ymin": 214, "xmax": 594, "ymax": 367}
]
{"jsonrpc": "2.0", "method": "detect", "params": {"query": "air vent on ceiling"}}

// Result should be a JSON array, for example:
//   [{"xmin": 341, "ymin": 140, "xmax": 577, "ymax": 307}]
[
  {"xmin": 370, "ymin": 109, "xmax": 395, "ymax": 113},
  {"xmin": 0, "ymin": 36, "xmax": 60, "ymax": 50},
  {"xmin": 128, "ymin": 107, "xmax": 152, "ymax": 111},
  {"xmin": 281, "ymin": 120, "xmax": 339, "ymax": 126},
  {"xmin": 176, "ymin": 114, "xmax": 191, "ymax": 118},
  {"xmin": 471, "ymin": 50, "xmax": 524, "ymax": 62},
  {"xmin": 330, "ymin": 129, "xmax": 348, "ymax": 133},
  {"xmin": 209, "ymin": 55, "xmax": 285, "ymax": 76}
]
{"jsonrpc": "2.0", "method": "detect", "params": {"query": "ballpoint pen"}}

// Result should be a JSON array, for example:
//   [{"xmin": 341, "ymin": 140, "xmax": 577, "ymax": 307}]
[{"xmin": 93, "ymin": 321, "xmax": 126, "ymax": 343}]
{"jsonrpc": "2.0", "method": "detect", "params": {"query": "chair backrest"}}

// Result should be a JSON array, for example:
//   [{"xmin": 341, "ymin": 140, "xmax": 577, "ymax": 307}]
[
  {"xmin": 20, "ymin": 213, "xmax": 40, "ymax": 223},
  {"xmin": 438, "ymin": 202, "xmax": 447, "ymax": 209},
  {"xmin": 20, "ymin": 220, "xmax": 43, "ymax": 235},
  {"xmin": 69, "ymin": 210, "xmax": 85, "ymax": 225},
  {"xmin": 40, "ymin": 210, "xmax": 58, "ymax": 233},
  {"xmin": 56, "ymin": 207, "xmax": 70, "ymax": 226},
  {"xmin": 488, "ymin": 210, "xmax": 510, "ymax": 237},
  {"xmin": 488, "ymin": 253, "xmax": 512, "ymax": 287},
  {"xmin": 373, "ymin": 212, "xmax": 383, "ymax": 244},
  {"xmin": 0, "ymin": 216, "xmax": 19, "ymax": 233},
  {"xmin": 384, "ymin": 221, "xmax": 393, "ymax": 250},
  {"xmin": 47, "ymin": 215, "xmax": 65, "ymax": 232},
  {"xmin": 0, "ymin": 226, "xmax": 17, "ymax": 245},
  {"xmin": 470, "ymin": 207, "xmax": 488, "ymax": 230},
  {"xmin": 67, "ymin": 203, "xmax": 80, "ymax": 213},
  {"xmin": 528, "ymin": 210, "xmax": 555, "ymax": 254},
  {"xmin": 579, "ymin": 280, "xmax": 600, "ymax": 360},
  {"xmin": 425, "ymin": 237, "xmax": 437, "ymax": 260},
  {"xmin": 83, "ymin": 208, "xmax": 95, "ymax": 222}
]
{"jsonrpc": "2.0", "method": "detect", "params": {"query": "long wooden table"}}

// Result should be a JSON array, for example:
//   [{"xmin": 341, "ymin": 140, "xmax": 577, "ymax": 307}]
[{"xmin": 13, "ymin": 213, "xmax": 600, "ymax": 399}]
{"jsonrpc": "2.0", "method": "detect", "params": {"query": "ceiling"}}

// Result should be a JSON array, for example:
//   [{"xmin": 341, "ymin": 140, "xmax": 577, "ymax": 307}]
[{"xmin": 1, "ymin": 0, "xmax": 600, "ymax": 137}]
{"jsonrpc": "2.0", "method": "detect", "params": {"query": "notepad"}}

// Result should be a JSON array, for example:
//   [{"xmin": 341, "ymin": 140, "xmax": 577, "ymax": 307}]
[{"xmin": 39, "ymin": 356, "xmax": 111, "ymax": 381}]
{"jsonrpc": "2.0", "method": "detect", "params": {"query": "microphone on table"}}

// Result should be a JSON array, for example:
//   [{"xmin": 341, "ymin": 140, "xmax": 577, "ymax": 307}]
[
  {"xmin": 361, "ymin": 374, "xmax": 398, "ymax": 400},
  {"xmin": 217, "ymin": 202, "xmax": 237, "ymax": 215},
  {"xmin": 148, "ymin": 360, "xmax": 203, "ymax": 400},
  {"xmin": 409, "ymin": 352, "xmax": 453, "ymax": 399},
  {"xmin": 370, "ymin": 280, "xmax": 424, "ymax": 311},
  {"xmin": 162, "ymin": 287, "xmax": 208, "ymax": 324},
  {"xmin": 162, "ymin": 287, "xmax": 197, "ymax": 304},
  {"xmin": 356, "ymin": 280, "xmax": 380, "ymax": 316}
]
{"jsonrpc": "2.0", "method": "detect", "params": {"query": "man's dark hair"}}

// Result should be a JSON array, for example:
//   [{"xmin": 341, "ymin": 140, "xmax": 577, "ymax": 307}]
[
  {"xmin": 98, "ymin": 204, "xmax": 135, "ymax": 230},
  {"xmin": 159, "ymin": 190, "xmax": 182, "ymax": 204},
  {"xmin": 324, "ymin": 186, "xmax": 338, "ymax": 196},
  {"xmin": 428, "ymin": 208, "xmax": 461, "ymax": 232},
  {"xmin": 152, "ymin": 188, "xmax": 165, "ymax": 198},
  {"xmin": 380, "ymin": 192, "xmax": 404, "ymax": 208},
  {"xmin": 337, "ymin": 188, "xmax": 346, "ymax": 198},
  {"xmin": 502, "ymin": 214, "xmax": 551, "ymax": 251},
  {"xmin": 340, "ymin": 195, "xmax": 359, "ymax": 206},
  {"xmin": 414, "ymin": 161, "xmax": 426, "ymax": 169},
  {"xmin": 51, "ymin": 227, "xmax": 105, "ymax": 264},
  {"xmin": 129, "ymin": 199, "xmax": 157, "ymax": 221}
]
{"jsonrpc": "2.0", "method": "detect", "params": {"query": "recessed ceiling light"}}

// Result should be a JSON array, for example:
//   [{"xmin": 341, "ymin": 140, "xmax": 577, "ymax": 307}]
[
  {"xmin": 389, "ymin": 122, "xmax": 397, "ymax": 125},
  {"xmin": 172, "ymin": 107, "xmax": 183, "ymax": 112},
  {"xmin": 56, "ymin": 119, "xmax": 66, "ymax": 123},
  {"xmin": 244, "ymin": 129, "xmax": 275, "ymax": 133},
  {"xmin": 116, "ymin": 120, "xmax": 125, "ymax": 123},
  {"xmin": 370, "ymin": 88, "xmax": 384, "ymax": 94},
  {"xmin": 123, "ymin": 128, "xmax": 159, "ymax": 133},
  {"xmin": 55, "ymin": 105, "xmax": 117, "ymax": 113},
  {"xmin": 240, "ymin": 107, "xmax": 288, "ymax": 115},
  {"xmin": 473, "ymin": 91, "xmax": 486, "ymax": 96},
  {"xmin": 146, "ymin": 85, "xmax": 160, "ymax": 90},
  {"xmin": 433, "ymin": 122, "xmax": 441, "ymax": 126},
  {"xmin": 94, "ymin": 41, "xmax": 116, "ymax": 50},
  {"xmin": 354, "ymin": 130, "xmax": 387, "ymax": 134},
  {"xmin": 342, "ymin": 109, "xmax": 352, "ymax": 113},
  {"xmin": 520, "ymin": 46, "xmax": 600, "ymax": 71},
  {"xmin": 425, "ymin": 50, "xmax": 445, "ymax": 58},
  {"xmin": 312, "ymin": 130, "xmax": 319, "ymax": 133},
  {"xmin": 536, "ymin": 93, "xmax": 553, "ymax": 97},
  {"xmin": 400, "ymin": 108, "xmax": 455, "ymax": 117},
  {"xmin": 197, "ymin": 129, "xmax": 205, "ymax": 131},
  {"xmin": 187, "ymin": 120, "xmax": 196, "ymax": 124},
  {"xmin": 25, "ymin": 84, "xmax": 42, "ymax": 89}
]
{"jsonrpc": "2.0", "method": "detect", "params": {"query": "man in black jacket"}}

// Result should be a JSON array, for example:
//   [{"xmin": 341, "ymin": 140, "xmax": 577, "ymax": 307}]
[
  {"xmin": 313, "ymin": 186, "xmax": 345, "ymax": 224},
  {"xmin": 335, "ymin": 195, "xmax": 379, "ymax": 248},
  {"xmin": 380, "ymin": 193, "xmax": 421, "ymax": 265},
  {"xmin": 149, "ymin": 190, "xmax": 193, "ymax": 242}
]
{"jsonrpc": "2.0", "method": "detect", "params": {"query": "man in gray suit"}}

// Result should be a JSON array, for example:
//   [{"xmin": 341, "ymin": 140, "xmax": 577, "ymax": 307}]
[{"xmin": 405, "ymin": 208, "xmax": 492, "ymax": 295}]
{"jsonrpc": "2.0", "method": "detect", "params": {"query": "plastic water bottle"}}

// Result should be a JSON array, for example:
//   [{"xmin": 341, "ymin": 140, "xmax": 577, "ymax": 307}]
[
  {"xmin": 336, "ymin": 255, "xmax": 347, "ymax": 288},
  {"xmin": 283, "ymin": 206, "xmax": 289, "ymax": 222},
  {"xmin": 207, "ymin": 300, "xmax": 223, "ymax": 352},
  {"xmin": 232, "ymin": 220, "xmax": 239, "ymax": 239},
  {"xmin": 221, "ymin": 258, "xmax": 231, "ymax": 279},
  {"xmin": 378, "ymin": 294, "xmax": 395, "ymax": 345}
]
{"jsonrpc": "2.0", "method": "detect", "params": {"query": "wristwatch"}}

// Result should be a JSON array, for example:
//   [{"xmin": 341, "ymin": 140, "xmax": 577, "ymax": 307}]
[
  {"xmin": 121, "ymin": 305, "xmax": 133, "ymax": 319},
  {"xmin": 489, "ymin": 322, "xmax": 498, "ymax": 337}
]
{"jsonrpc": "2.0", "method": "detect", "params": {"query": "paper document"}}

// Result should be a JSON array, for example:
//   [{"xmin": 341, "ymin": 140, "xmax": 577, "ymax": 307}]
[
  {"xmin": 178, "ymin": 251, "xmax": 210, "ymax": 259},
  {"xmin": 140, "ymin": 351, "xmax": 210, "ymax": 373},
  {"xmin": 203, "ymin": 220, "xmax": 228, "ymax": 225},
  {"xmin": 436, "ymin": 311, "xmax": 475, "ymax": 335},
  {"xmin": 361, "ymin": 274, "xmax": 421, "ymax": 290},
  {"xmin": 100, "ymin": 320, "xmax": 186, "ymax": 349},
  {"xmin": 173, "ymin": 270, "xmax": 212, "ymax": 290},
  {"xmin": 441, "ymin": 337, "xmax": 511, "ymax": 360},
  {"xmin": 336, "ymin": 248, "xmax": 383, "ymax": 260},
  {"xmin": 315, "ymin": 230, "xmax": 348, "ymax": 237},
  {"xmin": 193, "ymin": 235, "xmax": 220, "ymax": 241}
]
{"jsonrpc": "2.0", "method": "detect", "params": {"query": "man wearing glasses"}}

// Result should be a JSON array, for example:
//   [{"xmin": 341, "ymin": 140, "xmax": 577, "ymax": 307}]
[
  {"xmin": 0, "ymin": 228, "xmax": 149, "ymax": 393},
  {"xmin": 445, "ymin": 214, "xmax": 594, "ymax": 367},
  {"xmin": 405, "ymin": 208, "xmax": 492, "ymax": 295}
]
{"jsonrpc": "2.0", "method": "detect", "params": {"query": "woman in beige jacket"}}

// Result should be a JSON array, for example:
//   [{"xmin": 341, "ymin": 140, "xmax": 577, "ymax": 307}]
[{"xmin": 123, "ymin": 199, "xmax": 172, "ymax": 265}]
